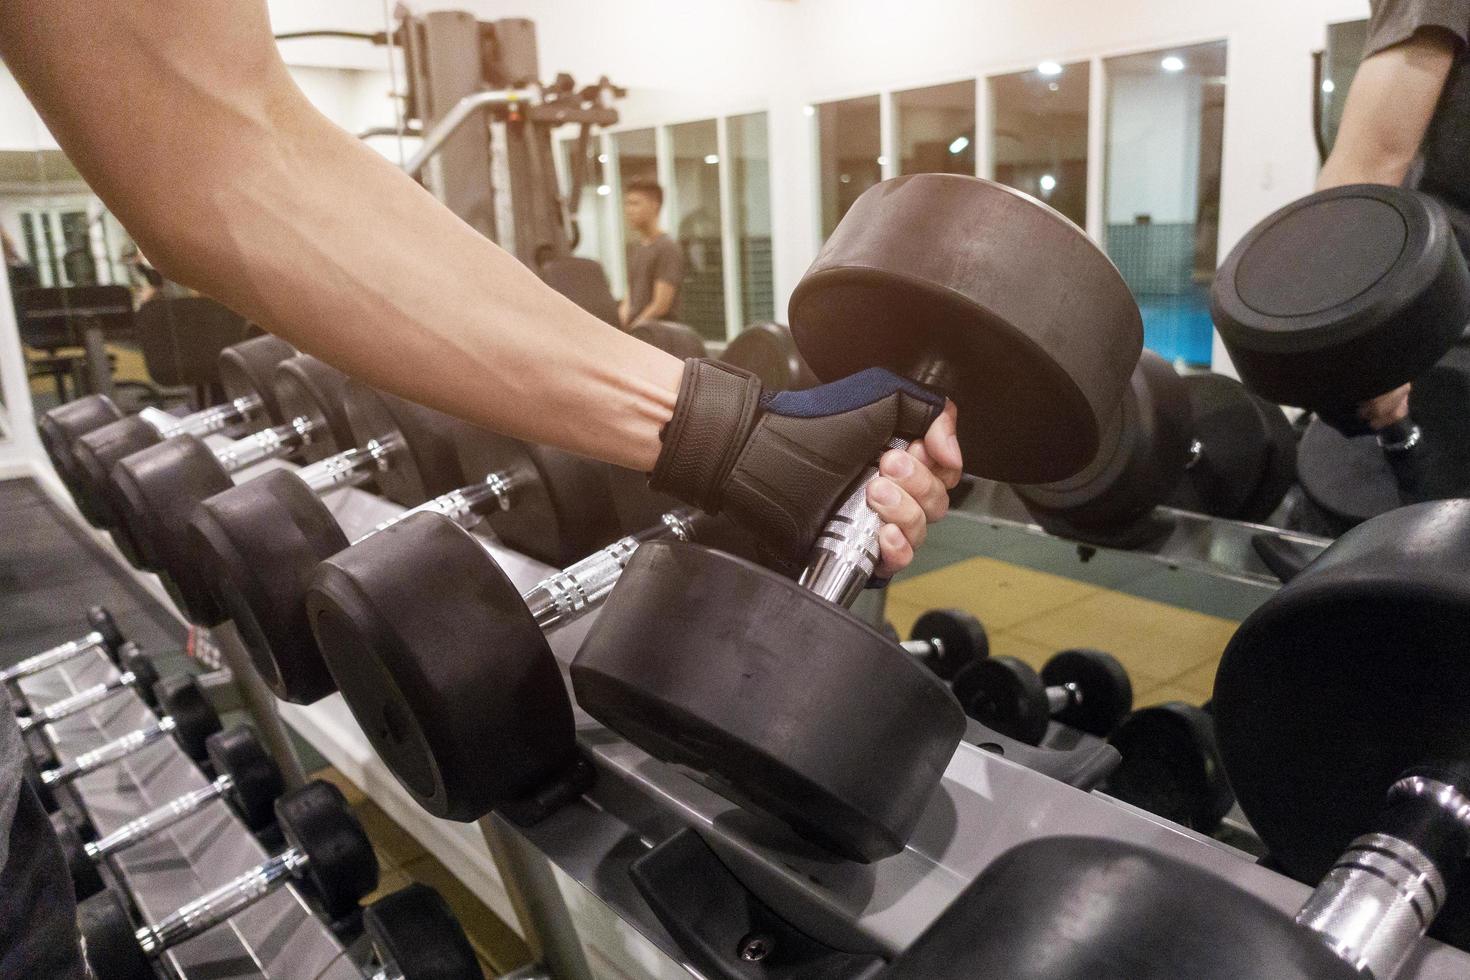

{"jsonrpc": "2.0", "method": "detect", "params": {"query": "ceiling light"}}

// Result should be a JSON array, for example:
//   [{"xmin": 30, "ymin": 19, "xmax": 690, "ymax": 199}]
[
  {"xmin": 1321, "ymin": 79, "xmax": 1336, "ymax": 94},
  {"xmin": 704, "ymin": 154, "xmax": 719, "ymax": 165},
  {"xmin": 596, "ymin": 184, "xmax": 611, "ymax": 196},
  {"xmin": 876, "ymin": 155, "xmax": 888, "ymax": 167},
  {"xmin": 949, "ymin": 135, "xmax": 970, "ymax": 155},
  {"xmin": 1038, "ymin": 61, "xmax": 1063, "ymax": 77},
  {"xmin": 1161, "ymin": 56, "xmax": 1186, "ymax": 72},
  {"xmin": 1040, "ymin": 174, "xmax": 1057, "ymax": 192},
  {"xmin": 804, "ymin": 105, "xmax": 816, "ymax": 117}
]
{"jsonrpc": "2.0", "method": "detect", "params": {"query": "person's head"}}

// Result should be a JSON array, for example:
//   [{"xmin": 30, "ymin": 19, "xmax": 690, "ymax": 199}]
[{"xmin": 623, "ymin": 180, "xmax": 663, "ymax": 235}]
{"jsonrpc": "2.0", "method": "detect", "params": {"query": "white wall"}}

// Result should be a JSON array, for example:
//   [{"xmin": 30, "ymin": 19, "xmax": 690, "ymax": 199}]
[{"xmin": 1106, "ymin": 72, "xmax": 1201, "ymax": 225}]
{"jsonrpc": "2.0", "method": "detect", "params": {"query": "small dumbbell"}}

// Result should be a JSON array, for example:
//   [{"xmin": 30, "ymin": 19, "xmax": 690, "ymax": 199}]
[
  {"xmin": 363, "ymin": 883, "xmax": 482, "ymax": 980},
  {"xmin": 952, "ymin": 649, "xmax": 1133, "ymax": 745},
  {"xmin": 76, "ymin": 780, "xmax": 378, "ymax": 980},
  {"xmin": 16, "ymin": 642, "xmax": 158, "ymax": 734},
  {"xmin": 36, "ymin": 335, "xmax": 295, "ymax": 524},
  {"xmin": 30, "ymin": 675, "xmax": 222, "ymax": 813},
  {"xmin": 883, "ymin": 609, "xmax": 989, "ymax": 681},
  {"xmin": 1102, "ymin": 701, "xmax": 1235, "ymax": 834},
  {"xmin": 52, "ymin": 725, "xmax": 285, "ymax": 900},
  {"xmin": 188, "ymin": 387, "xmax": 620, "ymax": 702},
  {"xmin": 1, "ymin": 606, "xmax": 126, "ymax": 695}
]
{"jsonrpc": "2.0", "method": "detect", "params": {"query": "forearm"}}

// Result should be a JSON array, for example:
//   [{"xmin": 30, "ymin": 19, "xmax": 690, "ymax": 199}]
[{"xmin": 0, "ymin": 0, "xmax": 681, "ymax": 470}]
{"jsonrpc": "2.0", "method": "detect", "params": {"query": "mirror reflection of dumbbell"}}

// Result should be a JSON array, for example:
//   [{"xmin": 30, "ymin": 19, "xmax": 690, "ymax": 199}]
[
  {"xmin": 361, "ymin": 882, "xmax": 482, "ymax": 980},
  {"xmin": 951, "ymin": 649, "xmax": 1134, "ymax": 746},
  {"xmin": 1, "ymin": 606, "xmax": 127, "ymax": 706},
  {"xmin": 15, "ymin": 642, "xmax": 160, "ymax": 737},
  {"xmin": 1102, "ymin": 700, "xmax": 1236, "ymax": 836},
  {"xmin": 51, "ymin": 725, "xmax": 285, "ymax": 901},
  {"xmin": 36, "ymin": 334, "xmax": 295, "ymax": 527},
  {"xmin": 880, "ymin": 609, "xmax": 989, "ymax": 681},
  {"xmin": 188, "ymin": 385, "xmax": 624, "ymax": 703},
  {"xmin": 26, "ymin": 675, "xmax": 222, "ymax": 814},
  {"xmin": 76, "ymin": 780, "xmax": 379, "ymax": 980}
]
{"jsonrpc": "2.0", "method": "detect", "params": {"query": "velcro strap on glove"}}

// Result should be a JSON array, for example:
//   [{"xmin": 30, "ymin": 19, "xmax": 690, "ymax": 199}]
[{"xmin": 649, "ymin": 358, "xmax": 763, "ymax": 512}]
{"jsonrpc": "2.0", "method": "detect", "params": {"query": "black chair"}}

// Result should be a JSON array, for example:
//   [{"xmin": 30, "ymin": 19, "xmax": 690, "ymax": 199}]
[
  {"xmin": 134, "ymin": 296, "xmax": 256, "ymax": 409},
  {"xmin": 540, "ymin": 256, "xmax": 621, "ymax": 327},
  {"xmin": 16, "ymin": 285, "xmax": 134, "ymax": 401}
]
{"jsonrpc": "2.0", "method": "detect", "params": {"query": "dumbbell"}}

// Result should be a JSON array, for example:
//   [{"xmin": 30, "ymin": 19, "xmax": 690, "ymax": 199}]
[
  {"xmin": 1102, "ymin": 700, "xmax": 1235, "ymax": 834},
  {"xmin": 30, "ymin": 675, "xmax": 221, "ymax": 813},
  {"xmin": 52, "ymin": 725, "xmax": 285, "ymax": 901},
  {"xmin": 571, "ymin": 173, "xmax": 1142, "ymax": 862},
  {"xmin": 188, "ymin": 388, "xmax": 620, "ymax": 703},
  {"xmin": 363, "ymin": 883, "xmax": 482, "ymax": 980},
  {"xmin": 952, "ymin": 649, "xmax": 1133, "ymax": 745},
  {"xmin": 1, "ymin": 605, "xmax": 126, "ymax": 695},
  {"xmin": 36, "ymin": 335, "xmax": 295, "ymax": 524},
  {"xmin": 1168, "ymin": 372, "xmax": 1298, "ymax": 524},
  {"xmin": 1214, "ymin": 184, "xmax": 1470, "ymax": 532},
  {"xmin": 629, "ymin": 319, "xmax": 708, "ymax": 359},
  {"xmin": 16, "ymin": 641, "xmax": 159, "ymax": 734},
  {"xmin": 881, "ymin": 609, "xmax": 989, "ymax": 680},
  {"xmin": 719, "ymin": 321, "xmax": 818, "ymax": 390},
  {"xmin": 76, "ymin": 780, "xmax": 378, "ymax": 980}
]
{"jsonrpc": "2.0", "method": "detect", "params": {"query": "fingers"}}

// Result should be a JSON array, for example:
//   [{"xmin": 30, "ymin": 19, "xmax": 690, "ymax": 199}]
[
  {"xmin": 875, "ymin": 523, "xmax": 913, "ymax": 579},
  {"xmin": 1357, "ymin": 384, "xmax": 1412, "ymax": 430},
  {"xmin": 921, "ymin": 400, "xmax": 963, "ymax": 488},
  {"xmin": 868, "ymin": 473, "xmax": 927, "ymax": 550},
  {"xmin": 880, "ymin": 448, "xmax": 949, "ymax": 523}
]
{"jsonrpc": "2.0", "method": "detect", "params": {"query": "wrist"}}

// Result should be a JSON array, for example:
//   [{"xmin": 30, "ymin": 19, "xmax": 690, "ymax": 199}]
[{"xmin": 649, "ymin": 359, "xmax": 763, "ymax": 510}]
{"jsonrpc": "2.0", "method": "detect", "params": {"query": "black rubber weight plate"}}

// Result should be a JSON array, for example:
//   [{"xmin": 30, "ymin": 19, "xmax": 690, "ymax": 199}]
[
  {"xmin": 39, "ymin": 395, "xmax": 124, "ymax": 497},
  {"xmin": 217, "ymin": 334, "xmax": 296, "ymax": 425},
  {"xmin": 206, "ymin": 726, "xmax": 285, "ymax": 831},
  {"xmin": 571, "ymin": 540, "xmax": 966, "ymax": 862},
  {"xmin": 1214, "ymin": 499, "xmax": 1470, "ymax": 885},
  {"xmin": 630, "ymin": 320, "xmax": 709, "ymax": 359},
  {"xmin": 53, "ymin": 812, "xmax": 104, "ymax": 900},
  {"xmin": 156, "ymin": 676, "xmax": 221, "ymax": 761},
  {"xmin": 952, "ymin": 656, "xmax": 1050, "ymax": 745},
  {"xmin": 720, "ymin": 322, "xmax": 817, "ymax": 390},
  {"xmin": 910, "ymin": 608, "xmax": 988, "ymax": 679},
  {"xmin": 272, "ymin": 355, "xmax": 355, "ymax": 464},
  {"xmin": 1169, "ymin": 374, "xmax": 1274, "ymax": 520},
  {"xmin": 307, "ymin": 512, "xmax": 577, "ymax": 821},
  {"xmin": 188, "ymin": 469, "xmax": 349, "ymax": 701},
  {"xmin": 276, "ymin": 781, "xmax": 378, "ymax": 918},
  {"xmin": 72, "ymin": 415, "xmax": 164, "ymax": 528},
  {"xmin": 78, "ymin": 889, "xmax": 152, "ymax": 980},
  {"xmin": 365, "ymin": 883, "xmax": 481, "ymax": 980},
  {"xmin": 1105, "ymin": 703, "xmax": 1234, "ymax": 834},
  {"xmin": 1043, "ymin": 648, "xmax": 1134, "ymax": 737},
  {"xmin": 789, "ymin": 174, "xmax": 1142, "ymax": 484},
  {"xmin": 343, "ymin": 384, "xmax": 469, "ymax": 505}
]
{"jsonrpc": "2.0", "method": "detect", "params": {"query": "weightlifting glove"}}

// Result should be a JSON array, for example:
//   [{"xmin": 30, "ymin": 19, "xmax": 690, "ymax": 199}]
[{"xmin": 651, "ymin": 358, "xmax": 946, "ymax": 565}]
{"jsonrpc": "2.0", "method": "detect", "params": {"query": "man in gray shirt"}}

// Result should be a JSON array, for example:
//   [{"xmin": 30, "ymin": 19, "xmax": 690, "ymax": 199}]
[{"xmin": 619, "ymin": 180, "xmax": 684, "ymax": 329}]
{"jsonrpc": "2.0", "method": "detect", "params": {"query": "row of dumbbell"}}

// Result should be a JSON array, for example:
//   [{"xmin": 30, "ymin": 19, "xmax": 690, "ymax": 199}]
[{"xmin": 8, "ymin": 617, "xmax": 481, "ymax": 979}]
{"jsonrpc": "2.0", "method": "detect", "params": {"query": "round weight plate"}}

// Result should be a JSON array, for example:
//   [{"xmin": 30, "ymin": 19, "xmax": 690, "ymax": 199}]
[
  {"xmin": 272, "ymin": 355, "xmax": 355, "ymax": 465},
  {"xmin": 952, "ymin": 656, "xmax": 1050, "ymax": 745},
  {"xmin": 630, "ymin": 320, "xmax": 709, "ymax": 359},
  {"xmin": 1105, "ymin": 702, "xmax": 1234, "ymax": 834},
  {"xmin": 188, "ymin": 470, "xmax": 350, "ymax": 701},
  {"xmin": 1168, "ymin": 374, "xmax": 1275, "ymax": 520},
  {"xmin": 217, "ymin": 334, "xmax": 295, "ymax": 425},
  {"xmin": 1214, "ymin": 185, "xmax": 1470, "ymax": 409},
  {"xmin": 1297, "ymin": 361, "xmax": 1470, "ymax": 529},
  {"xmin": 78, "ymin": 889, "xmax": 154, "ymax": 980},
  {"xmin": 155, "ymin": 675, "xmax": 221, "ymax": 761},
  {"xmin": 276, "ymin": 780, "xmax": 378, "ymax": 918},
  {"xmin": 343, "ymin": 383, "xmax": 468, "ymax": 506},
  {"xmin": 108, "ymin": 435, "xmax": 230, "ymax": 577},
  {"xmin": 571, "ymin": 540, "xmax": 965, "ymax": 861},
  {"xmin": 1214, "ymin": 498, "xmax": 1470, "ymax": 885},
  {"xmin": 883, "ymin": 836, "xmax": 1358, "ymax": 980},
  {"xmin": 720, "ymin": 322, "xmax": 818, "ymax": 391},
  {"xmin": 1232, "ymin": 393, "xmax": 1299, "ymax": 524},
  {"xmin": 307, "ymin": 512, "xmax": 576, "ymax": 821},
  {"xmin": 89, "ymin": 605, "xmax": 126, "ymax": 658},
  {"xmin": 1014, "ymin": 351, "xmax": 1193, "ymax": 534},
  {"xmin": 206, "ymin": 726, "xmax": 285, "ymax": 831},
  {"xmin": 789, "ymin": 174, "xmax": 1142, "ymax": 484},
  {"xmin": 119, "ymin": 647, "xmax": 159, "ymax": 708},
  {"xmin": 910, "ymin": 608, "xmax": 989, "ymax": 680},
  {"xmin": 1043, "ymin": 648, "xmax": 1133, "ymax": 737},
  {"xmin": 39, "ymin": 395, "xmax": 124, "ymax": 504},
  {"xmin": 53, "ymin": 812, "xmax": 104, "ymax": 900},
  {"xmin": 364, "ymin": 883, "xmax": 481, "ymax": 980},
  {"xmin": 72, "ymin": 415, "xmax": 164, "ymax": 528}
]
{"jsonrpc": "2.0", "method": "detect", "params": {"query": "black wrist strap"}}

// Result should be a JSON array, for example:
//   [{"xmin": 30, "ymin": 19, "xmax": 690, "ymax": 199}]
[{"xmin": 650, "ymin": 359, "xmax": 763, "ymax": 512}]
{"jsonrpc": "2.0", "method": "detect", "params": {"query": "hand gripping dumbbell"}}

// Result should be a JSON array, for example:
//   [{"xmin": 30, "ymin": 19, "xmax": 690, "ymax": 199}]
[
  {"xmin": 36, "ymin": 334, "xmax": 295, "ymax": 525},
  {"xmin": 29, "ymin": 675, "xmax": 221, "ymax": 813},
  {"xmin": 1215, "ymin": 184, "xmax": 1470, "ymax": 532},
  {"xmin": 188, "ymin": 386, "xmax": 621, "ymax": 703},
  {"xmin": 76, "ymin": 780, "xmax": 378, "ymax": 980},
  {"xmin": 572, "ymin": 174, "xmax": 1143, "ymax": 862},
  {"xmin": 882, "ymin": 609, "xmax": 990, "ymax": 681},
  {"xmin": 52, "ymin": 725, "xmax": 285, "ymax": 901},
  {"xmin": 1102, "ymin": 700, "xmax": 1235, "ymax": 835},
  {"xmin": 362, "ymin": 883, "xmax": 482, "ymax": 980},
  {"xmin": 1, "ymin": 605, "xmax": 126, "ymax": 698},
  {"xmin": 304, "ymin": 505, "xmax": 728, "ymax": 821},
  {"xmin": 952, "ymin": 649, "xmax": 1134, "ymax": 746},
  {"xmin": 16, "ymin": 641, "xmax": 159, "ymax": 735}
]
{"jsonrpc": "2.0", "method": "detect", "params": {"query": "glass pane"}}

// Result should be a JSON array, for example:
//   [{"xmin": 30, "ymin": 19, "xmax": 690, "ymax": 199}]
[
  {"xmin": 896, "ymin": 81, "xmax": 975, "ymax": 176},
  {"xmin": 989, "ymin": 61, "xmax": 1089, "ymax": 226},
  {"xmin": 613, "ymin": 128, "xmax": 658, "ymax": 299},
  {"xmin": 557, "ymin": 135, "xmax": 611, "ymax": 265},
  {"xmin": 816, "ymin": 95, "xmax": 881, "ymax": 240},
  {"xmin": 1104, "ymin": 42, "xmax": 1227, "ymax": 368},
  {"xmin": 669, "ymin": 119, "xmax": 725, "ymax": 340},
  {"xmin": 729, "ymin": 112, "xmax": 774, "ymax": 324},
  {"xmin": 1320, "ymin": 20, "xmax": 1368, "ymax": 159}
]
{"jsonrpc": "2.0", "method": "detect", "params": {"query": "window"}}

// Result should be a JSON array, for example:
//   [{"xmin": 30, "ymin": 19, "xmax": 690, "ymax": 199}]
[
  {"xmin": 1104, "ymin": 41, "xmax": 1227, "ymax": 367},
  {"xmin": 989, "ymin": 61, "xmax": 1089, "ymax": 226},
  {"xmin": 669, "ymin": 120, "xmax": 725, "ymax": 340},
  {"xmin": 556, "ymin": 135, "xmax": 611, "ymax": 265},
  {"xmin": 1319, "ymin": 20, "xmax": 1368, "ymax": 160},
  {"xmin": 896, "ymin": 81, "xmax": 976, "ymax": 176},
  {"xmin": 815, "ymin": 95, "xmax": 882, "ymax": 240},
  {"xmin": 728, "ymin": 112, "xmax": 774, "ymax": 324}
]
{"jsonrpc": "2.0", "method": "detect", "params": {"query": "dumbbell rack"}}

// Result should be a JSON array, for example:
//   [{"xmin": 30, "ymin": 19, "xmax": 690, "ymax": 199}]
[
  {"xmin": 17, "ymin": 645, "xmax": 361, "ymax": 978},
  {"xmin": 278, "ymin": 481, "xmax": 1470, "ymax": 979}
]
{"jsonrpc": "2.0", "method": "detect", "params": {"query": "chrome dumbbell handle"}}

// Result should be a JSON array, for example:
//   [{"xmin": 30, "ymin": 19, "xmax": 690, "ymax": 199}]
[
  {"xmin": 0, "ymin": 630, "xmax": 108, "ymax": 684},
  {"xmin": 85, "ymin": 774, "xmax": 233, "ymax": 861},
  {"xmin": 41, "ymin": 716, "xmax": 177, "ymax": 787},
  {"xmin": 295, "ymin": 435, "xmax": 402, "ymax": 495},
  {"xmin": 800, "ymin": 437, "xmax": 909, "ymax": 607},
  {"xmin": 212, "ymin": 416, "xmax": 317, "ymax": 473},
  {"xmin": 142, "ymin": 393, "xmax": 265, "ymax": 441},
  {"xmin": 17, "ymin": 670, "xmax": 143, "ymax": 733},
  {"xmin": 362, "ymin": 467, "xmax": 525, "ymax": 540},
  {"xmin": 136, "ymin": 846, "xmax": 307, "ymax": 955}
]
